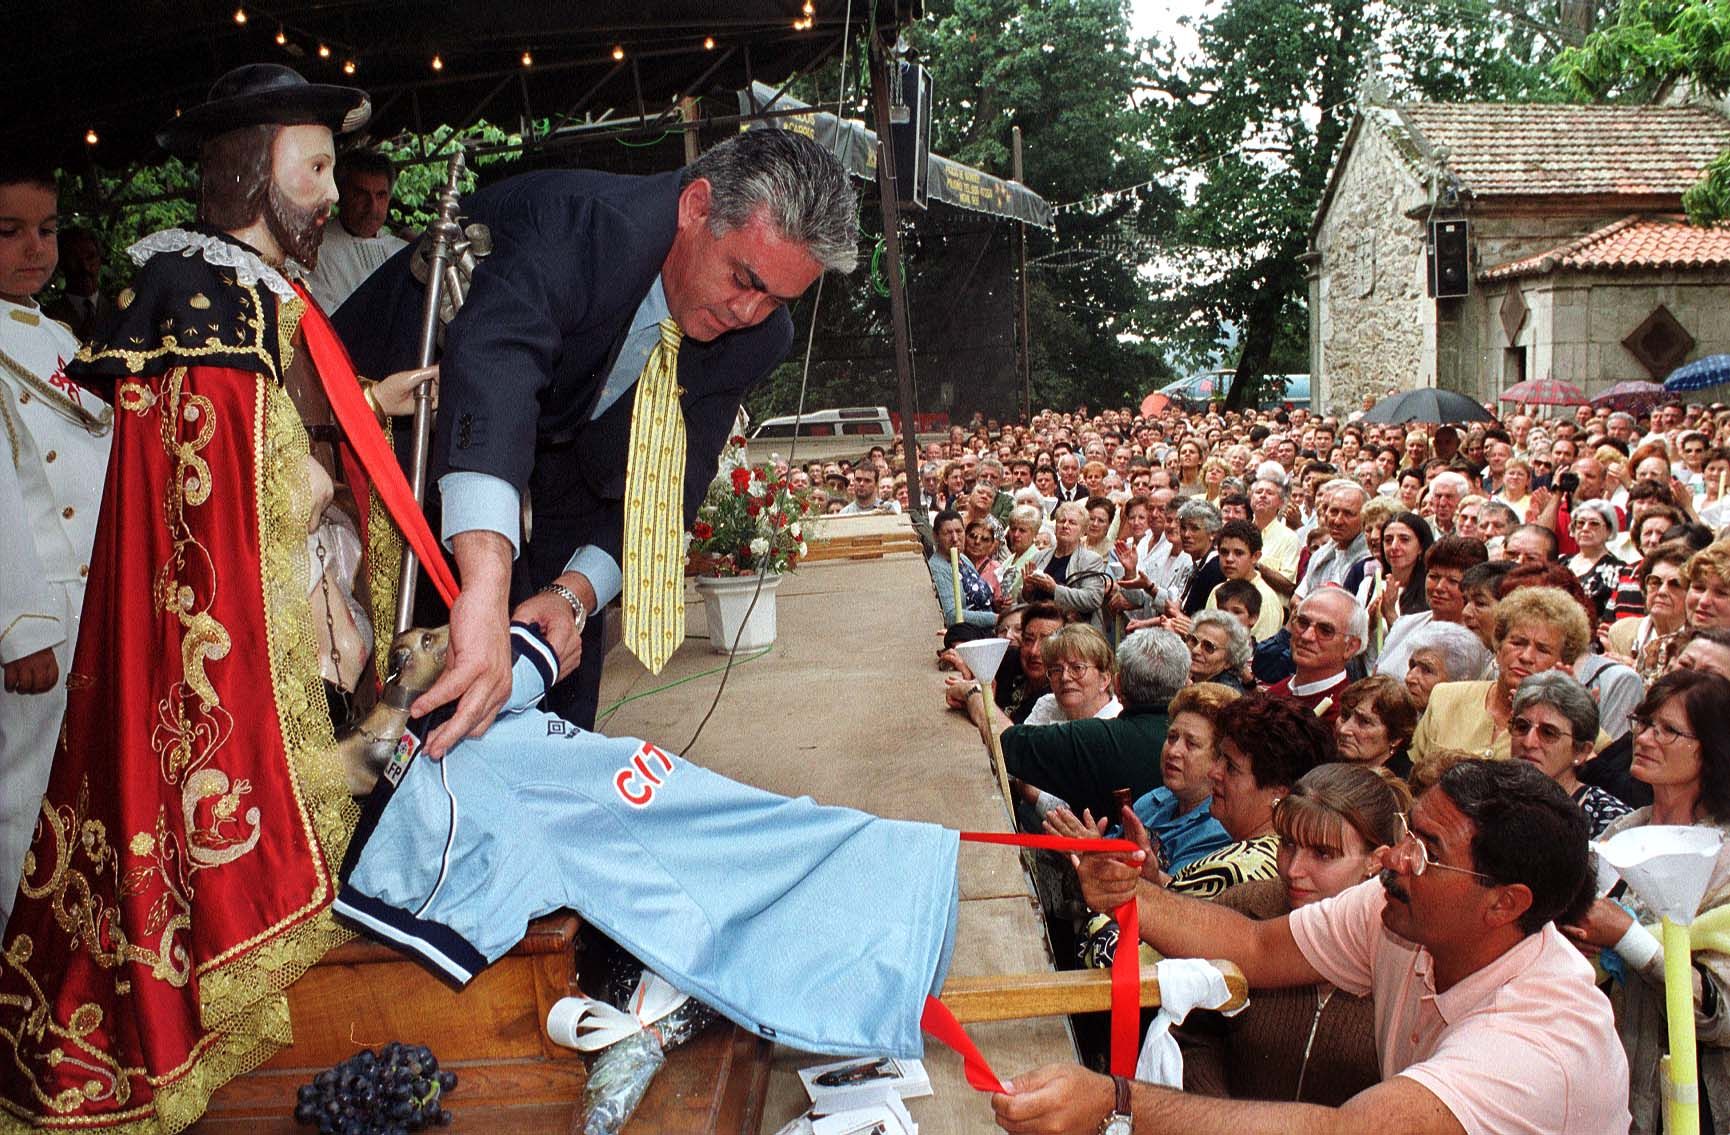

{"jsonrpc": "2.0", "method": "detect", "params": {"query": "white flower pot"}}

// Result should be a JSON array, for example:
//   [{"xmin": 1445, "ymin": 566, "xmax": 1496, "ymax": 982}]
[{"xmin": 695, "ymin": 573, "xmax": 782, "ymax": 653}]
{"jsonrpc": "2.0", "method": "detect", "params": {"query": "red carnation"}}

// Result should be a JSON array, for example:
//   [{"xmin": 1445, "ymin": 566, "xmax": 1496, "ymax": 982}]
[
  {"xmin": 731, "ymin": 434, "xmax": 748, "ymax": 447},
  {"xmin": 693, "ymin": 521, "xmax": 713, "ymax": 540},
  {"xmin": 747, "ymin": 502, "xmax": 761, "ymax": 517},
  {"xmin": 730, "ymin": 467, "xmax": 752, "ymax": 493}
]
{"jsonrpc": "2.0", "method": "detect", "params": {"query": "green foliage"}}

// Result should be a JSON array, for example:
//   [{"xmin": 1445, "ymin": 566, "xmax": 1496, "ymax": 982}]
[
  {"xmin": 1139, "ymin": 0, "xmax": 1572, "ymax": 409},
  {"xmin": 1555, "ymin": 0, "xmax": 1730, "ymax": 220},
  {"xmin": 374, "ymin": 121, "xmax": 525, "ymax": 228}
]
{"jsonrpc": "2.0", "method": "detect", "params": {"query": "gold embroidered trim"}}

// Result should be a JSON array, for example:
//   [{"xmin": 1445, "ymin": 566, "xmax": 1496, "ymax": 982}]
[
  {"xmin": 194, "ymin": 375, "xmax": 355, "ymax": 1027},
  {"xmin": 366, "ymin": 418, "xmax": 403, "ymax": 677},
  {"xmin": 276, "ymin": 294, "xmax": 305, "ymax": 376},
  {"xmin": 0, "ymin": 612, "xmax": 60, "ymax": 654},
  {"xmin": 73, "ymin": 282, "xmax": 278, "ymax": 381}
]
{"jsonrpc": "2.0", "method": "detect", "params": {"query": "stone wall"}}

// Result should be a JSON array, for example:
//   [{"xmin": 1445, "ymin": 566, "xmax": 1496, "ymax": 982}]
[
  {"xmin": 1311, "ymin": 121, "xmax": 1430, "ymax": 414},
  {"xmin": 1471, "ymin": 271, "xmax": 1730, "ymax": 396}
]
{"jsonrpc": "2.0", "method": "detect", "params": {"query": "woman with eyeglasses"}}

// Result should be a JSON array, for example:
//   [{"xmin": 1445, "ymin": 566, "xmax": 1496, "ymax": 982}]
[
  {"xmin": 1563, "ymin": 669, "xmax": 1730, "ymax": 1134},
  {"xmin": 1185, "ymin": 609, "xmax": 1252, "ymax": 692},
  {"xmin": 1604, "ymin": 543, "xmax": 1691, "ymax": 680},
  {"xmin": 1178, "ymin": 762, "xmax": 1409, "ymax": 1105},
  {"xmin": 1334, "ymin": 676, "xmax": 1418, "ymax": 779},
  {"xmin": 1567, "ymin": 499, "xmax": 1628, "ymax": 622},
  {"xmin": 1409, "ymin": 586, "xmax": 1591, "ymax": 770},
  {"xmin": 1507, "ymin": 672, "xmax": 1627, "ymax": 836},
  {"xmin": 1019, "ymin": 500, "xmax": 1109, "ymax": 627},
  {"xmin": 1020, "ymin": 623, "xmax": 1121, "ymax": 725}
]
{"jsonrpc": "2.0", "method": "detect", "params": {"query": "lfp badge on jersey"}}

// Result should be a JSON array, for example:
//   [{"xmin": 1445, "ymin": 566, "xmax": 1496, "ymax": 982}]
[{"xmin": 382, "ymin": 728, "xmax": 421, "ymax": 787}]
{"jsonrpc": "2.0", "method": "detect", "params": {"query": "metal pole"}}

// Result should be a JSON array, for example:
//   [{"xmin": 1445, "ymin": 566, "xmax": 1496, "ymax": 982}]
[
  {"xmin": 868, "ymin": 29, "xmax": 922, "ymax": 501},
  {"xmin": 680, "ymin": 97, "xmax": 701, "ymax": 165},
  {"xmin": 395, "ymin": 149, "xmax": 466, "ymax": 635},
  {"xmin": 1012, "ymin": 125, "xmax": 1032, "ymax": 425}
]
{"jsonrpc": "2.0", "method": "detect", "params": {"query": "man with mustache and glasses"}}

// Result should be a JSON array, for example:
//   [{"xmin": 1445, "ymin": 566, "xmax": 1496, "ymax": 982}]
[
  {"xmin": 0, "ymin": 64, "xmax": 436, "ymax": 1131},
  {"xmin": 991, "ymin": 759, "xmax": 1628, "ymax": 1135}
]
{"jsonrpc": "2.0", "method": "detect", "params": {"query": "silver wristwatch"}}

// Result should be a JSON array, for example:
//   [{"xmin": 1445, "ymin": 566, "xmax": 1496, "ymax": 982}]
[
  {"xmin": 1098, "ymin": 1074, "xmax": 1132, "ymax": 1135},
  {"xmin": 538, "ymin": 582, "xmax": 588, "ymax": 634}
]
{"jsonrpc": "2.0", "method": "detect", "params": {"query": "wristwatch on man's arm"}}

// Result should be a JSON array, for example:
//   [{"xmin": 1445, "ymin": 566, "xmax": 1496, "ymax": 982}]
[{"xmin": 1098, "ymin": 1074, "xmax": 1132, "ymax": 1135}]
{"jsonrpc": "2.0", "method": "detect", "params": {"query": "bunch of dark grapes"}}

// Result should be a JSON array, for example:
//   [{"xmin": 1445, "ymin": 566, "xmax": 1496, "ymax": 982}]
[{"xmin": 293, "ymin": 1042, "xmax": 457, "ymax": 1135}]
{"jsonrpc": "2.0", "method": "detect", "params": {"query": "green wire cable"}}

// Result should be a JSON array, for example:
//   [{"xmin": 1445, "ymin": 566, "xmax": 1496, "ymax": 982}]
[
  {"xmin": 617, "ymin": 132, "xmax": 672, "ymax": 148},
  {"xmin": 594, "ymin": 644, "xmax": 775, "ymax": 727}
]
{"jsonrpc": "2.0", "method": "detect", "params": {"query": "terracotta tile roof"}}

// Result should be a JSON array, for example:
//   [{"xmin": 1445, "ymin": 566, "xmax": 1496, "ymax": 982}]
[
  {"xmin": 1395, "ymin": 103, "xmax": 1730, "ymax": 198},
  {"xmin": 1481, "ymin": 214, "xmax": 1730, "ymax": 280}
]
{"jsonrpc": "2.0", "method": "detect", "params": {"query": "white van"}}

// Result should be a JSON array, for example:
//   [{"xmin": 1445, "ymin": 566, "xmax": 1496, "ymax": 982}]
[{"xmin": 749, "ymin": 406, "xmax": 895, "ymax": 461}]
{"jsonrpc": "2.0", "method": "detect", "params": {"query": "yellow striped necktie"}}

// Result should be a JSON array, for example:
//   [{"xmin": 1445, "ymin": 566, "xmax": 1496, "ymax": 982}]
[{"xmin": 621, "ymin": 318, "xmax": 686, "ymax": 674}]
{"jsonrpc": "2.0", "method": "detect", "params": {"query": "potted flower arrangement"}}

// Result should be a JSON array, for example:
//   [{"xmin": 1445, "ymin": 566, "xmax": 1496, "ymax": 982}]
[{"xmin": 686, "ymin": 436, "xmax": 815, "ymax": 652}]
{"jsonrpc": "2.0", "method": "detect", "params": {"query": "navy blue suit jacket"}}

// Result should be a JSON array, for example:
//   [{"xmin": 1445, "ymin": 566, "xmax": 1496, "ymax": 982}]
[{"xmin": 336, "ymin": 168, "xmax": 795, "ymax": 723}]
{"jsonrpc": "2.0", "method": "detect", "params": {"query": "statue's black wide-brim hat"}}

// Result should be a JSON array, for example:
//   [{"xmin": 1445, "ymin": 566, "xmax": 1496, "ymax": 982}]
[{"xmin": 157, "ymin": 63, "xmax": 371, "ymax": 157}]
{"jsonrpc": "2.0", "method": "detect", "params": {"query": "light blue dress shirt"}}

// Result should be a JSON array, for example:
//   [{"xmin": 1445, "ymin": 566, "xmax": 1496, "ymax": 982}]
[{"xmin": 438, "ymin": 276, "xmax": 671, "ymax": 609}]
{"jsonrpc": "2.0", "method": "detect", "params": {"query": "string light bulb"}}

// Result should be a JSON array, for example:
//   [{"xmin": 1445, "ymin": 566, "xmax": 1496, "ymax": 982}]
[
  {"xmin": 430, "ymin": 53, "xmax": 444, "ymax": 71},
  {"xmin": 521, "ymin": 50, "xmax": 534, "ymax": 67},
  {"xmin": 703, "ymin": 35, "xmax": 715, "ymax": 49},
  {"xmin": 317, "ymin": 43, "xmax": 331, "ymax": 58},
  {"xmin": 84, "ymin": 128, "xmax": 99, "ymax": 146},
  {"xmin": 232, "ymin": 6, "xmax": 247, "ymax": 24},
  {"xmin": 343, "ymin": 58, "xmax": 356, "ymax": 75},
  {"xmin": 611, "ymin": 44, "xmax": 625, "ymax": 61},
  {"xmin": 274, "ymin": 26, "xmax": 286, "ymax": 45},
  {"xmin": 803, "ymin": 1, "xmax": 815, "ymax": 13}
]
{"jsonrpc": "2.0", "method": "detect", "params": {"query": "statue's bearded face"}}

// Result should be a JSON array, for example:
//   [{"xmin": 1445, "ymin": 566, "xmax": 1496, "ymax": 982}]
[{"xmin": 266, "ymin": 124, "xmax": 339, "ymax": 269}]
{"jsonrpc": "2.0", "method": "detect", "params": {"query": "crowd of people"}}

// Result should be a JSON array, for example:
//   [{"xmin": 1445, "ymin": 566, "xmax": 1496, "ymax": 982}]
[{"xmin": 834, "ymin": 399, "xmax": 1730, "ymax": 1132}]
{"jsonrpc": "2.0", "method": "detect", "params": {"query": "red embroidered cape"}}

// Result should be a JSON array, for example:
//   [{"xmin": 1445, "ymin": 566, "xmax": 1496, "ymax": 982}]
[{"xmin": 0, "ymin": 245, "xmax": 400, "ymax": 1132}]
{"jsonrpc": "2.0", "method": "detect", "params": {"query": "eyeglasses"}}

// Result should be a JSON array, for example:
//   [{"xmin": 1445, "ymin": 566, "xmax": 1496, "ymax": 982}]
[
  {"xmin": 1181, "ymin": 633, "xmax": 1223, "ymax": 656},
  {"xmin": 1389, "ymin": 813, "xmax": 1496, "ymax": 884},
  {"xmin": 1291, "ymin": 612, "xmax": 1342, "ymax": 641},
  {"xmin": 1509, "ymin": 715, "xmax": 1576, "ymax": 746},
  {"xmin": 1047, "ymin": 661, "xmax": 1098, "ymax": 680},
  {"xmin": 1630, "ymin": 713, "xmax": 1699, "ymax": 746}
]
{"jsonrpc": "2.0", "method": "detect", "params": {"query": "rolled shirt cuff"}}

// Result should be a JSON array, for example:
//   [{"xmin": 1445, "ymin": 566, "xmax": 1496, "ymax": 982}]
[
  {"xmin": 1613, "ymin": 919, "xmax": 1663, "ymax": 974},
  {"xmin": 564, "ymin": 545, "xmax": 622, "ymax": 610},
  {"xmin": 438, "ymin": 471, "xmax": 521, "ymax": 558}
]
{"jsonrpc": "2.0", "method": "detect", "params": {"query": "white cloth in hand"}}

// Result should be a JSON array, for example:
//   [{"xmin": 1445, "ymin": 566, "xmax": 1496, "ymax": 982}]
[{"xmin": 1134, "ymin": 958, "xmax": 1245, "ymax": 1087}]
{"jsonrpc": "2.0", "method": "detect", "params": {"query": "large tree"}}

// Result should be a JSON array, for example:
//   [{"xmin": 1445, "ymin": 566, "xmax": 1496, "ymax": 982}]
[
  {"xmin": 1554, "ymin": 0, "xmax": 1730, "ymax": 220},
  {"xmin": 1137, "ymin": 0, "xmax": 1577, "ymax": 410}
]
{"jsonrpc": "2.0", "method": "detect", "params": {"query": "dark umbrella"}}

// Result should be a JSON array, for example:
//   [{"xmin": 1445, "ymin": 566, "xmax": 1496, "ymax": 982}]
[
  {"xmin": 1360, "ymin": 388, "xmax": 1494, "ymax": 424},
  {"xmin": 1664, "ymin": 355, "xmax": 1730, "ymax": 394},
  {"xmin": 1591, "ymin": 380, "xmax": 1668, "ymax": 414}
]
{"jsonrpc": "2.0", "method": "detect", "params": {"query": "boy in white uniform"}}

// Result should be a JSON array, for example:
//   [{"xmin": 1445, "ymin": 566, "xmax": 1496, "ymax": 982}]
[{"xmin": 0, "ymin": 163, "xmax": 111, "ymax": 932}]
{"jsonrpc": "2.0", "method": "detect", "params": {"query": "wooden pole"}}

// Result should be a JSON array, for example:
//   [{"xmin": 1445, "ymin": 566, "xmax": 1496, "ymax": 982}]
[
  {"xmin": 679, "ymin": 97, "xmax": 700, "ymax": 165},
  {"xmin": 1012, "ymin": 125, "xmax": 1032, "ymax": 425},
  {"xmin": 868, "ymin": 27, "xmax": 923, "ymax": 502},
  {"xmin": 939, "ymin": 960, "xmax": 1248, "ymax": 1023}
]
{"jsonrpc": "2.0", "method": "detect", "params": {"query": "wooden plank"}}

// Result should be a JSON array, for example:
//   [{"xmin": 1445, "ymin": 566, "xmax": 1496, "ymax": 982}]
[{"xmin": 938, "ymin": 961, "xmax": 1248, "ymax": 1023}]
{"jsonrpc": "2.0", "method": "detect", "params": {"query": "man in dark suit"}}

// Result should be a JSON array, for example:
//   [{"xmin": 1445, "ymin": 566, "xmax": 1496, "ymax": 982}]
[{"xmin": 336, "ymin": 130, "xmax": 856, "ymax": 753}]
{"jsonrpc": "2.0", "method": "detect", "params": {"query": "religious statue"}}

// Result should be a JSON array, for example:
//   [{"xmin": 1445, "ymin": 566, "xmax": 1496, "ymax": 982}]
[{"xmin": 0, "ymin": 64, "xmax": 431, "ymax": 1130}]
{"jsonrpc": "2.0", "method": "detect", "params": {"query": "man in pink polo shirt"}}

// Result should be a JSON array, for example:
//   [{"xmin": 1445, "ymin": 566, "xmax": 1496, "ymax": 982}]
[{"xmin": 992, "ymin": 759, "xmax": 1629, "ymax": 1135}]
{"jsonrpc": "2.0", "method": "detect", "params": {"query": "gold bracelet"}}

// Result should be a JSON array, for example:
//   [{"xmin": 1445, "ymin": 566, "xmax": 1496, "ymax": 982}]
[{"xmin": 361, "ymin": 380, "xmax": 385, "ymax": 420}]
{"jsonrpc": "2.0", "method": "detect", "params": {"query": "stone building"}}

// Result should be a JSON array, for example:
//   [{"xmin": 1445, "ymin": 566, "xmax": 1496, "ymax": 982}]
[{"xmin": 1307, "ymin": 101, "xmax": 1730, "ymax": 414}]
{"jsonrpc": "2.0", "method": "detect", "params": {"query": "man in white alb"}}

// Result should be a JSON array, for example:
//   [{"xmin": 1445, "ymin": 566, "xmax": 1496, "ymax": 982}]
[{"xmin": 305, "ymin": 148, "xmax": 408, "ymax": 313}]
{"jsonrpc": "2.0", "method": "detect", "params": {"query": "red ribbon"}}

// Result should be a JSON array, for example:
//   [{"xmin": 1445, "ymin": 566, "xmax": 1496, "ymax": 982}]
[
  {"xmin": 293, "ymin": 285, "xmax": 459, "ymax": 608},
  {"xmin": 928, "ymin": 830, "xmax": 1144, "ymax": 1093}
]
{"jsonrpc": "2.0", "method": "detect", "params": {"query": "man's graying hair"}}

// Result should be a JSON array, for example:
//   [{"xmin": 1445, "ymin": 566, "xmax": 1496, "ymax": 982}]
[{"xmin": 685, "ymin": 129, "xmax": 858, "ymax": 273}]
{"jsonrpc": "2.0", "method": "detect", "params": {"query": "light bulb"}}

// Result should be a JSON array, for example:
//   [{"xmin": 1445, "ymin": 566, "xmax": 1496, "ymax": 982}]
[
  {"xmin": 431, "ymin": 53, "xmax": 444, "ymax": 71},
  {"xmin": 343, "ymin": 59, "xmax": 356, "ymax": 75},
  {"xmin": 85, "ymin": 128, "xmax": 99, "ymax": 145},
  {"xmin": 274, "ymin": 26, "xmax": 286, "ymax": 45},
  {"xmin": 612, "ymin": 45, "xmax": 625, "ymax": 61},
  {"xmin": 521, "ymin": 50, "xmax": 534, "ymax": 67},
  {"xmin": 704, "ymin": 35, "xmax": 715, "ymax": 49},
  {"xmin": 318, "ymin": 43, "xmax": 331, "ymax": 58},
  {"xmin": 233, "ymin": 6, "xmax": 247, "ymax": 24}
]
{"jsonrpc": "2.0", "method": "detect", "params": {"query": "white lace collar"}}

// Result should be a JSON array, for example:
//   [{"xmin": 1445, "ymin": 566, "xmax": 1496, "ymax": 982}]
[{"xmin": 127, "ymin": 228, "xmax": 303, "ymax": 300}]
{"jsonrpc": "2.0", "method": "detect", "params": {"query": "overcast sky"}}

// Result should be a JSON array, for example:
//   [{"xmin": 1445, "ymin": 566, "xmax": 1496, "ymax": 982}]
[{"xmin": 1127, "ymin": 0, "xmax": 1208, "ymax": 58}]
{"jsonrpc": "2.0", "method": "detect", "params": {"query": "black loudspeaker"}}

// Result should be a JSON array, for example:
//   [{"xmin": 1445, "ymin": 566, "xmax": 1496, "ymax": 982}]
[
  {"xmin": 1428, "ymin": 219, "xmax": 1470, "ymax": 298},
  {"xmin": 888, "ymin": 60, "xmax": 931, "ymax": 210}
]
